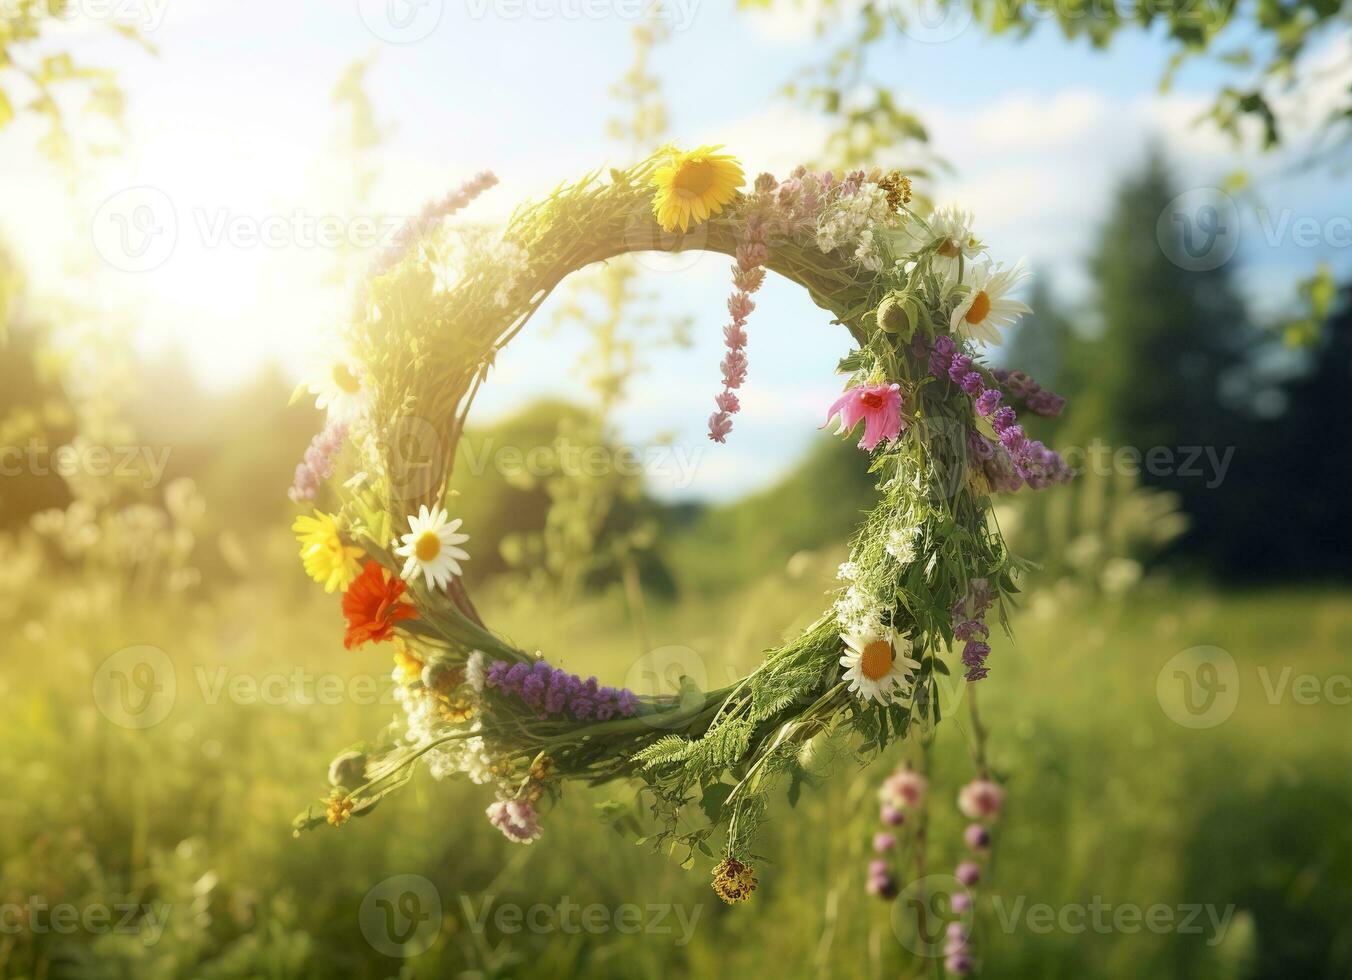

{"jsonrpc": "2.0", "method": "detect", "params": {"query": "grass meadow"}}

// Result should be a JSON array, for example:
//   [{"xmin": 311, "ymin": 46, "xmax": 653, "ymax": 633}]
[{"xmin": 4, "ymin": 532, "xmax": 1348, "ymax": 978}]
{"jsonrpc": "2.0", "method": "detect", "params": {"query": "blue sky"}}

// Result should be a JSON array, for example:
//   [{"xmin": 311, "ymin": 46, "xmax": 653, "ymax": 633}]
[{"xmin": 2, "ymin": 0, "xmax": 1348, "ymax": 499}]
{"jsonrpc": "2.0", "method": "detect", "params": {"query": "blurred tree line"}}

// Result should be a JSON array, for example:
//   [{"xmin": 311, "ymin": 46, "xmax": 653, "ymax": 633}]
[
  {"xmin": 4, "ymin": 146, "xmax": 1348, "ymax": 592},
  {"xmin": 1006, "ymin": 150, "xmax": 1350, "ymax": 578}
]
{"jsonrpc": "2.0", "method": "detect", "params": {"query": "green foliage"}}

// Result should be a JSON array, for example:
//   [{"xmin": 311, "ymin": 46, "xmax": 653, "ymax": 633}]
[
  {"xmin": 4, "ymin": 546, "xmax": 1351, "ymax": 975},
  {"xmin": 0, "ymin": 2, "xmax": 149, "ymax": 166},
  {"xmin": 1078, "ymin": 150, "xmax": 1253, "ymax": 453}
]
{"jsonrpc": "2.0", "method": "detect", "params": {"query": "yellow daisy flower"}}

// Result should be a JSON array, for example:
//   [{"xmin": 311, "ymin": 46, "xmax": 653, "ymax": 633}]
[
  {"xmin": 293, "ymin": 510, "xmax": 364, "ymax": 593},
  {"xmin": 650, "ymin": 145, "xmax": 744, "ymax": 233}
]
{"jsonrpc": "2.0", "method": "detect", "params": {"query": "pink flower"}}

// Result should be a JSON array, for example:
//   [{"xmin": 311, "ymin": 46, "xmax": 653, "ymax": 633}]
[
  {"xmin": 708, "ymin": 411, "xmax": 734, "ymax": 444},
  {"xmin": 721, "ymin": 349, "xmax": 749, "ymax": 389},
  {"xmin": 728, "ymin": 293, "xmax": 755, "ymax": 322},
  {"xmin": 957, "ymin": 778, "xmax": 1005, "ymax": 822},
  {"xmin": 733, "ymin": 265, "xmax": 765, "ymax": 292},
  {"xmin": 486, "ymin": 798, "xmax": 542, "ymax": 843},
  {"xmin": 823, "ymin": 383, "xmax": 904, "ymax": 451},
  {"xmin": 736, "ymin": 241, "xmax": 768, "ymax": 270},
  {"xmin": 715, "ymin": 390, "xmax": 740, "ymax": 413},
  {"xmin": 879, "ymin": 768, "xmax": 927, "ymax": 810}
]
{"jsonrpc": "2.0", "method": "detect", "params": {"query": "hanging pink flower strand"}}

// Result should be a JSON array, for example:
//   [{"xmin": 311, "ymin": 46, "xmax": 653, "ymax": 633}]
[
  {"xmin": 823, "ymin": 382, "xmax": 905, "ymax": 451},
  {"xmin": 708, "ymin": 219, "xmax": 768, "ymax": 443}
]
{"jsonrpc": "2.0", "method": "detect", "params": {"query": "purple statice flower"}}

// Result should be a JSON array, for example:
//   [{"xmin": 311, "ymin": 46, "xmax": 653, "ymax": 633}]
[
  {"xmin": 595, "ymin": 686, "xmax": 621, "ymax": 722},
  {"xmin": 503, "ymin": 662, "xmax": 530, "ymax": 693},
  {"xmin": 881, "ymin": 804, "xmax": 906, "ymax": 827},
  {"xmin": 866, "ymin": 860, "xmax": 898, "ymax": 900},
  {"xmin": 544, "ymin": 669, "xmax": 569, "ymax": 714},
  {"xmin": 945, "ymin": 953, "xmax": 975, "ymax": 976},
  {"xmin": 929, "ymin": 335, "xmax": 956, "ymax": 378},
  {"xmin": 840, "ymin": 169, "xmax": 866, "ymax": 195},
  {"xmin": 720, "ymin": 349, "xmax": 748, "ymax": 389},
  {"xmin": 571, "ymin": 676, "xmax": 600, "ymax": 721},
  {"xmin": 927, "ymin": 339, "xmax": 1075, "ymax": 494},
  {"xmin": 965, "ymin": 824, "xmax": 992, "ymax": 852},
  {"xmin": 998, "ymin": 425, "xmax": 1027, "ymax": 455},
  {"xmin": 955, "ymin": 862, "xmax": 981, "ymax": 887},
  {"xmin": 709, "ymin": 224, "xmax": 768, "ymax": 444},
  {"xmin": 485, "ymin": 658, "xmax": 641, "ymax": 722},
  {"xmin": 951, "ymin": 891, "xmax": 973, "ymax": 913},
  {"xmin": 946, "ymin": 922, "xmax": 971, "ymax": 953},
  {"xmin": 520, "ymin": 662, "xmax": 550, "ymax": 709},
  {"xmin": 962, "ymin": 641, "xmax": 991, "ymax": 669},
  {"xmin": 992, "ymin": 367, "xmax": 1066, "ymax": 418},
  {"xmin": 944, "ymin": 923, "xmax": 974, "ymax": 975},
  {"xmin": 954, "ymin": 620, "xmax": 989, "ymax": 642},
  {"xmin": 1027, "ymin": 389, "xmax": 1066, "ymax": 417},
  {"xmin": 950, "ymin": 579, "xmax": 998, "ymax": 683},
  {"xmin": 873, "ymin": 832, "xmax": 897, "ymax": 854},
  {"xmin": 967, "ymin": 431, "xmax": 996, "ymax": 462},
  {"xmin": 288, "ymin": 421, "xmax": 348, "ymax": 503},
  {"xmin": 952, "ymin": 579, "xmax": 996, "ymax": 622},
  {"xmin": 288, "ymin": 464, "xmax": 319, "ymax": 503},
  {"xmin": 371, "ymin": 170, "xmax": 498, "ymax": 275}
]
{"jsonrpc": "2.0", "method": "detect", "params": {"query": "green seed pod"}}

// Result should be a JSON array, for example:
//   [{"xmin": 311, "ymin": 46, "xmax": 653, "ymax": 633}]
[{"xmin": 877, "ymin": 290, "xmax": 915, "ymax": 339}]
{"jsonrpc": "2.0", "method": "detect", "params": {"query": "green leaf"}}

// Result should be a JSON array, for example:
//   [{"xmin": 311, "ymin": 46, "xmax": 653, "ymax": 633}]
[
  {"xmin": 836, "ymin": 350, "xmax": 866, "ymax": 374},
  {"xmin": 699, "ymin": 782, "xmax": 734, "ymax": 822}
]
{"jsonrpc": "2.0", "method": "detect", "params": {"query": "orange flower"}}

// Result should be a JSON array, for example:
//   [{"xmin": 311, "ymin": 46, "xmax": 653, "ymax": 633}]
[{"xmin": 342, "ymin": 561, "xmax": 417, "ymax": 649}]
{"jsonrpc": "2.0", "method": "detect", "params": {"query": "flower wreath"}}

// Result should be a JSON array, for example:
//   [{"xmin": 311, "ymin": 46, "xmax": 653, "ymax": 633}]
[{"xmin": 290, "ymin": 147, "xmax": 1072, "ymax": 904}]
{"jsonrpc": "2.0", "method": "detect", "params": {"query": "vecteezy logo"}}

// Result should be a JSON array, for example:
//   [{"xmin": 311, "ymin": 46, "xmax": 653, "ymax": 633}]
[
  {"xmin": 1156, "ymin": 645, "xmax": 1239, "ymax": 729},
  {"xmin": 90, "ymin": 186, "xmax": 178, "ymax": 273},
  {"xmin": 356, "ymin": 0, "xmax": 443, "ymax": 44},
  {"xmin": 624, "ymin": 644, "xmax": 709, "ymax": 729},
  {"xmin": 886, "ymin": 0, "xmax": 975, "ymax": 44},
  {"xmin": 1157, "ymin": 188, "xmax": 1241, "ymax": 272},
  {"xmin": 93, "ymin": 645, "xmax": 177, "ymax": 729},
  {"xmin": 359, "ymin": 874, "xmax": 442, "ymax": 957},
  {"xmin": 891, "ymin": 874, "xmax": 973, "ymax": 958}
]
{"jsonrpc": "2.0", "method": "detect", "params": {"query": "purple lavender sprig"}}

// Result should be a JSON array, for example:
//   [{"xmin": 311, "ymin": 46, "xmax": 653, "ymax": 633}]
[
  {"xmin": 370, "ymin": 170, "xmax": 499, "ymax": 276},
  {"xmin": 952, "ymin": 578, "xmax": 996, "ymax": 682},
  {"xmin": 288, "ymin": 420, "xmax": 348, "ymax": 503},
  {"xmin": 991, "ymin": 368, "xmax": 1065, "ymax": 418},
  {"xmin": 486, "ymin": 659, "xmax": 640, "ymax": 722},
  {"xmin": 929, "ymin": 338, "xmax": 1074, "ymax": 491}
]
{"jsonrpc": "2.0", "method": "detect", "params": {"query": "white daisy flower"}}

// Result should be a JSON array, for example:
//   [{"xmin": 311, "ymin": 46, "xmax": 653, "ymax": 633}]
[
  {"xmin": 839, "ymin": 630, "xmax": 921, "ymax": 704},
  {"xmin": 928, "ymin": 207, "xmax": 985, "ymax": 280},
  {"xmin": 394, "ymin": 505, "xmax": 470, "ymax": 591},
  {"xmin": 304, "ymin": 349, "xmax": 369, "ymax": 420},
  {"xmin": 950, "ymin": 261, "xmax": 1032, "ymax": 346}
]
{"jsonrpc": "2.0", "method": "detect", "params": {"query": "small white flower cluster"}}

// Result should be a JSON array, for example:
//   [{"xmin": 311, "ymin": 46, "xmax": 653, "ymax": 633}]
[
  {"xmin": 426, "ymin": 232, "xmax": 530, "ymax": 309},
  {"xmin": 485, "ymin": 239, "xmax": 530, "ymax": 308},
  {"xmin": 392, "ymin": 665, "xmax": 495, "ymax": 785},
  {"xmin": 817, "ymin": 183, "xmax": 896, "ymax": 272},
  {"xmin": 885, "ymin": 524, "xmax": 920, "ymax": 564},
  {"xmin": 834, "ymin": 559, "xmax": 887, "ymax": 638}
]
